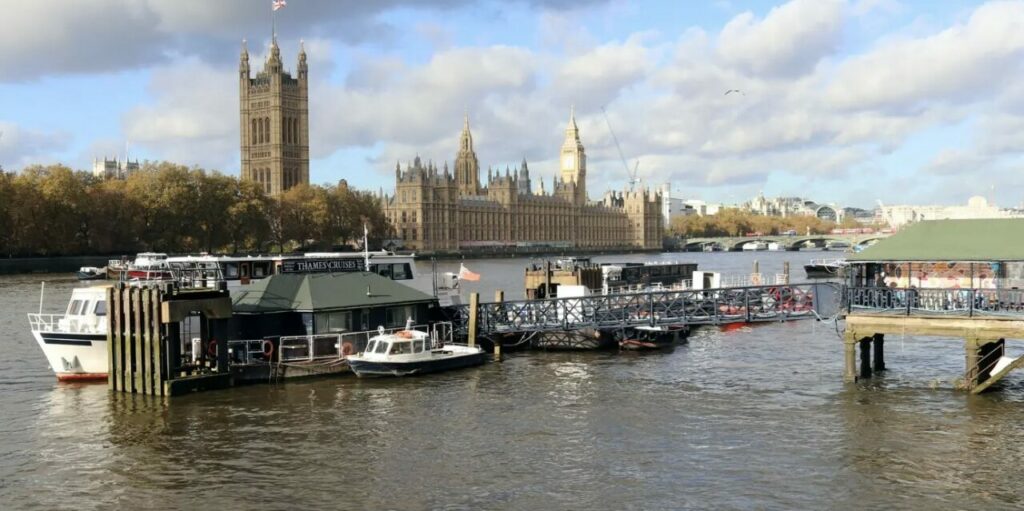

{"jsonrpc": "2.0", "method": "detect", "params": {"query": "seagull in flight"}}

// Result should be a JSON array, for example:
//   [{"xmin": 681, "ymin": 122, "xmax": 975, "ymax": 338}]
[{"xmin": 725, "ymin": 89, "xmax": 745, "ymax": 96}]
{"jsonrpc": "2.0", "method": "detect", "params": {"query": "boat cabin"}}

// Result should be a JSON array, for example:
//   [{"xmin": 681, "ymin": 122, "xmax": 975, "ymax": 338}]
[
  {"xmin": 230, "ymin": 272, "xmax": 440, "ymax": 341},
  {"xmin": 364, "ymin": 330, "xmax": 433, "ymax": 359}
]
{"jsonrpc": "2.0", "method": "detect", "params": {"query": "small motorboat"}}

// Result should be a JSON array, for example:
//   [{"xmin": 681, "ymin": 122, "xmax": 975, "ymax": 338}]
[
  {"xmin": 76, "ymin": 266, "xmax": 106, "ymax": 280},
  {"xmin": 618, "ymin": 325, "xmax": 687, "ymax": 350},
  {"xmin": 347, "ymin": 323, "xmax": 487, "ymax": 377},
  {"xmin": 804, "ymin": 258, "xmax": 848, "ymax": 279}
]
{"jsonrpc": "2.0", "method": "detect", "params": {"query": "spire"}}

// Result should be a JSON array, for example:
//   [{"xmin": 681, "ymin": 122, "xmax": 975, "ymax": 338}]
[{"xmin": 459, "ymin": 113, "xmax": 473, "ymax": 151}]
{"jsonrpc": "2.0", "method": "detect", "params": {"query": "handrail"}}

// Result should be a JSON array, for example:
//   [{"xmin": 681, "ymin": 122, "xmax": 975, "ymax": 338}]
[{"xmin": 847, "ymin": 286, "xmax": 1024, "ymax": 317}]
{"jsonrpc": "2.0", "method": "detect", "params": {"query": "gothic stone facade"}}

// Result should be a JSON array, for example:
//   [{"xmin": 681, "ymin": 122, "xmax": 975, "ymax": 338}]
[
  {"xmin": 383, "ymin": 112, "xmax": 663, "ymax": 253},
  {"xmin": 239, "ymin": 38, "xmax": 309, "ymax": 196}
]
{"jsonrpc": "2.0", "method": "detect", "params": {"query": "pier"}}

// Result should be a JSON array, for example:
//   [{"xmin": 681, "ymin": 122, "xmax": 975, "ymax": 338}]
[{"xmin": 450, "ymin": 282, "xmax": 841, "ymax": 338}]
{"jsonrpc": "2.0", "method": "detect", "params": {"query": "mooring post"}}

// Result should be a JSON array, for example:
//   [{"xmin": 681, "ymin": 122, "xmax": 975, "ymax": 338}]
[
  {"xmin": 492, "ymin": 290, "xmax": 503, "ymax": 360},
  {"xmin": 468, "ymin": 292, "xmax": 479, "ymax": 347},
  {"xmin": 843, "ymin": 331, "xmax": 857, "ymax": 382},
  {"xmin": 752, "ymin": 260, "xmax": 760, "ymax": 285},
  {"xmin": 782, "ymin": 261, "xmax": 790, "ymax": 285},
  {"xmin": 872, "ymin": 333, "xmax": 885, "ymax": 372},
  {"xmin": 964, "ymin": 338, "xmax": 981, "ymax": 390},
  {"xmin": 859, "ymin": 337, "xmax": 873, "ymax": 379}
]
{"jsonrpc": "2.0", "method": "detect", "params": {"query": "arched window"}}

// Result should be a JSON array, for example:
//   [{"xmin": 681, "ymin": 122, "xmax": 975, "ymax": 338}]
[
  {"xmin": 256, "ymin": 120, "xmax": 263, "ymax": 144},
  {"xmin": 264, "ymin": 117, "xmax": 270, "ymax": 143},
  {"xmin": 251, "ymin": 119, "xmax": 257, "ymax": 144},
  {"xmin": 283, "ymin": 117, "xmax": 290, "ymax": 144},
  {"xmin": 293, "ymin": 118, "xmax": 299, "ymax": 144}
]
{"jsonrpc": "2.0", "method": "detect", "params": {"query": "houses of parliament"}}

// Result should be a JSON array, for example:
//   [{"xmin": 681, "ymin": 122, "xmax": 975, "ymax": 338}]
[
  {"xmin": 382, "ymin": 110, "xmax": 664, "ymax": 253},
  {"xmin": 237, "ymin": 40, "xmax": 662, "ymax": 252}
]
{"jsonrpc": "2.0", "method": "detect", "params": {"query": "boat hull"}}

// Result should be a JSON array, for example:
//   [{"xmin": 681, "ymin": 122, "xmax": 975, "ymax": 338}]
[
  {"xmin": 348, "ymin": 351, "xmax": 487, "ymax": 377},
  {"xmin": 32, "ymin": 331, "xmax": 108, "ymax": 381},
  {"xmin": 804, "ymin": 264, "xmax": 845, "ymax": 279}
]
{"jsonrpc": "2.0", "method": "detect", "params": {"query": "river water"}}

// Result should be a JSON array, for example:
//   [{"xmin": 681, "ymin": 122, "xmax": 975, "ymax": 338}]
[{"xmin": 2, "ymin": 251, "xmax": 1023, "ymax": 510}]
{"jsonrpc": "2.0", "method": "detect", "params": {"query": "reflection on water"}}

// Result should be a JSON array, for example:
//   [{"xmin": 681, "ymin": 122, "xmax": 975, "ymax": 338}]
[{"xmin": 1, "ymin": 255, "xmax": 1024, "ymax": 509}]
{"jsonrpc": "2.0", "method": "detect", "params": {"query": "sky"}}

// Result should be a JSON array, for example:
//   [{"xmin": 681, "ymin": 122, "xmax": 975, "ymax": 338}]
[{"xmin": 1, "ymin": 0, "xmax": 1022, "ymax": 209}]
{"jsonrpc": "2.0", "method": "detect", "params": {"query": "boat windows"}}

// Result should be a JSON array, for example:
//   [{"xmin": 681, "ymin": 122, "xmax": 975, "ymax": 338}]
[
  {"xmin": 67, "ymin": 300, "xmax": 85, "ymax": 315},
  {"xmin": 385, "ymin": 306, "xmax": 416, "ymax": 327},
  {"xmin": 375, "ymin": 264, "xmax": 393, "ymax": 279},
  {"xmin": 225, "ymin": 263, "xmax": 239, "ymax": 278},
  {"xmin": 389, "ymin": 341, "xmax": 412, "ymax": 355},
  {"xmin": 315, "ymin": 311, "xmax": 352, "ymax": 334},
  {"xmin": 374, "ymin": 342, "xmax": 389, "ymax": 354},
  {"xmin": 254, "ymin": 264, "xmax": 266, "ymax": 277},
  {"xmin": 412, "ymin": 340, "xmax": 424, "ymax": 353},
  {"xmin": 392, "ymin": 263, "xmax": 411, "ymax": 280},
  {"xmin": 93, "ymin": 301, "xmax": 107, "ymax": 317},
  {"xmin": 366, "ymin": 341, "xmax": 377, "ymax": 353}
]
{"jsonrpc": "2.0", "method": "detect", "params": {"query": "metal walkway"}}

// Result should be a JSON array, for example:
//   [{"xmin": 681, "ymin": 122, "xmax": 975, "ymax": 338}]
[{"xmin": 447, "ymin": 282, "xmax": 841, "ymax": 336}]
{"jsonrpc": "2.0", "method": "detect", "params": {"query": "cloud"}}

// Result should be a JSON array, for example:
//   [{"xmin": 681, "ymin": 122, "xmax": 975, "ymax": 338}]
[
  {"xmin": 827, "ymin": 1, "xmax": 1024, "ymax": 111},
  {"xmin": 717, "ymin": 0, "xmax": 844, "ymax": 78},
  {"xmin": 0, "ymin": 122, "xmax": 72, "ymax": 169}
]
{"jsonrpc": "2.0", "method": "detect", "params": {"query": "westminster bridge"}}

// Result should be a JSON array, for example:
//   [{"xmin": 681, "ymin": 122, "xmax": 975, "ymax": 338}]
[{"xmin": 681, "ymin": 233, "xmax": 892, "ymax": 252}]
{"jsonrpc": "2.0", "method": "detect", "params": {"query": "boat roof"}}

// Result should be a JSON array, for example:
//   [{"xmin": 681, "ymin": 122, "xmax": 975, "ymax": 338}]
[
  {"xmin": 232, "ymin": 272, "xmax": 435, "ymax": 313},
  {"xmin": 848, "ymin": 219, "xmax": 1024, "ymax": 263}
]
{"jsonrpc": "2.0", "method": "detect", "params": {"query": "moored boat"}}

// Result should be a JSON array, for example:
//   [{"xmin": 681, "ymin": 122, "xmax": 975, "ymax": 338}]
[
  {"xmin": 618, "ymin": 325, "xmax": 687, "ymax": 350},
  {"xmin": 804, "ymin": 258, "xmax": 848, "ymax": 279},
  {"xmin": 347, "ymin": 324, "xmax": 487, "ymax": 377},
  {"xmin": 27, "ymin": 285, "xmax": 109, "ymax": 381},
  {"xmin": 76, "ymin": 266, "xmax": 106, "ymax": 280}
]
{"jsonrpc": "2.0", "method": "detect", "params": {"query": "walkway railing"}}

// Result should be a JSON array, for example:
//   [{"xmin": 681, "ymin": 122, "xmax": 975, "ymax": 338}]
[
  {"xmin": 846, "ymin": 286, "xmax": 1024, "ymax": 317},
  {"xmin": 449, "ymin": 283, "xmax": 839, "ymax": 336}
]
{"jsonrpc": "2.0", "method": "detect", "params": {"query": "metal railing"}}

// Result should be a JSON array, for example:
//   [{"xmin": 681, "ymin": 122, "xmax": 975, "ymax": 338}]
[
  {"xmin": 846, "ymin": 286, "xmax": 1024, "ymax": 317},
  {"xmin": 258, "ymin": 322, "xmax": 456, "ymax": 363},
  {"xmin": 449, "ymin": 283, "xmax": 837, "ymax": 335},
  {"xmin": 27, "ymin": 313, "xmax": 105, "ymax": 334}
]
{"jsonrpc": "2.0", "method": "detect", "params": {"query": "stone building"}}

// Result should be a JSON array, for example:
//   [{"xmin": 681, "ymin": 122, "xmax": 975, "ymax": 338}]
[
  {"xmin": 382, "ymin": 110, "xmax": 663, "ymax": 253},
  {"xmin": 92, "ymin": 156, "xmax": 139, "ymax": 179},
  {"xmin": 239, "ymin": 37, "xmax": 309, "ymax": 196}
]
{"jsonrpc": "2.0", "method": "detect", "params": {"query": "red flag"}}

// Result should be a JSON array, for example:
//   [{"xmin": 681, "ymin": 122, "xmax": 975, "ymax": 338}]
[{"xmin": 458, "ymin": 264, "xmax": 480, "ymax": 282}]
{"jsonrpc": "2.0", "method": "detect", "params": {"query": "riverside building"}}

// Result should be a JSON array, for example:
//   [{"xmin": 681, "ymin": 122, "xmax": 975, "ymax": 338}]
[{"xmin": 382, "ymin": 110, "xmax": 663, "ymax": 254}]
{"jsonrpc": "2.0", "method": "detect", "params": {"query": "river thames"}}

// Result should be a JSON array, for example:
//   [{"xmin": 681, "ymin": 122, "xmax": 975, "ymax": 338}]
[{"xmin": 1, "ymin": 251, "xmax": 1023, "ymax": 510}]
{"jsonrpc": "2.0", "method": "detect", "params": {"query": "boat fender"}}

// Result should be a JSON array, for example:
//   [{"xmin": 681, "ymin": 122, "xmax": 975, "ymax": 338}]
[
  {"xmin": 262, "ymin": 340, "xmax": 275, "ymax": 359},
  {"xmin": 341, "ymin": 341, "xmax": 354, "ymax": 357}
]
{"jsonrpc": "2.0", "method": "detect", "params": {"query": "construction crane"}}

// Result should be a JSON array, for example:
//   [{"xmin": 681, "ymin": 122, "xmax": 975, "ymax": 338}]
[{"xmin": 601, "ymin": 107, "xmax": 641, "ymax": 190}]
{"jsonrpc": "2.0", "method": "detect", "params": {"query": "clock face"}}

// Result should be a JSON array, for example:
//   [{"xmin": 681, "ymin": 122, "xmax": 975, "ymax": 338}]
[{"xmin": 562, "ymin": 154, "xmax": 574, "ymax": 168}]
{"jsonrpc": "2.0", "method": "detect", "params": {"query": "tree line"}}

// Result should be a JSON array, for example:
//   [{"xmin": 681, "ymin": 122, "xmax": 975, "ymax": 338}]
[
  {"xmin": 0, "ymin": 162, "xmax": 391, "ymax": 257},
  {"xmin": 668, "ymin": 207, "xmax": 874, "ymax": 238}
]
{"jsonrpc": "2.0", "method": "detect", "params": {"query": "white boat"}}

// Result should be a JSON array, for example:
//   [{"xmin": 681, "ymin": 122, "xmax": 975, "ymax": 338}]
[
  {"xmin": 742, "ymin": 241, "xmax": 768, "ymax": 251},
  {"xmin": 347, "ymin": 323, "xmax": 487, "ymax": 377},
  {"xmin": 27, "ymin": 285, "xmax": 109, "ymax": 381},
  {"xmin": 767, "ymin": 242, "xmax": 782, "ymax": 251}
]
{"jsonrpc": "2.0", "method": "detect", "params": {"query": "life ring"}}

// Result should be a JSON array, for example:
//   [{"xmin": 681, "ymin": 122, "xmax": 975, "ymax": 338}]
[
  {"xmin": 397, "ymin": 330, "xmax": 414, "ymax": 339},
  {"xmin": 262, "ymin": 340, "xmax": 274, "ymax": 358},
  {"xmin": 768, "ymin": 287, "xmax": 780, "ymax": 301},
  {"xmin": 207, "ymin": 339, "xmax": 217, "ymax": 357},
  {"xmin": 341, "ymin": 341, "xmax": 354, "ymax": 357}
]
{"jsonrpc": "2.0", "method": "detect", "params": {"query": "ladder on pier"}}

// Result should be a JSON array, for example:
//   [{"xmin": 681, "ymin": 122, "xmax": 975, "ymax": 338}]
[{"xmin": 971, "ymin": 354, "xmax": 1024, "ymax": 394}]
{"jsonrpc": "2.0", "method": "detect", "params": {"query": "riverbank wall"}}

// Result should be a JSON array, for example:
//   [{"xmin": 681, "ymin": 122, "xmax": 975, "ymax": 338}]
[{"xmin": 0, "ymin": 256, "xmax": 111, "ymax": 275}]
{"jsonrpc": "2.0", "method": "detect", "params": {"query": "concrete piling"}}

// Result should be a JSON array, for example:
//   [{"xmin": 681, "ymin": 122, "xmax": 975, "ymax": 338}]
[{"xmin": 468, "ymin": 292, "xmax": 479, "ymax": 347}]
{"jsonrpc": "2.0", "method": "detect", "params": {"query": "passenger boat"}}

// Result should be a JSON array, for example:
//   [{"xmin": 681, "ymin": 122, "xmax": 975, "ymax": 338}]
[
  {"xmin": 804, "ymin": 258, "xmax": 848, "ymax": 279},
  {"xmin": 76, "ymin": 266, "xmax": 106, "ymax": 280},
  {"xmin": 27, "ymin": 285, "xmax": 109, "ymax": 381},
  {"xmin": 525, "ymin": 258, "xmax": 699, "ymax": 298},
  {"xmin": 347, "ymin": 324, "xmax": 487, "ymax": 377},
  {"xmin": 742, "ymin": 241, "xmax": 768, "ymax": 251},
  {"xmin": 107, "ymin": 252, "xmax": 173, "ymax": 280},
  {"xmin": 618, "ymin": 325, "xmax": 687, "ymax": 350}
]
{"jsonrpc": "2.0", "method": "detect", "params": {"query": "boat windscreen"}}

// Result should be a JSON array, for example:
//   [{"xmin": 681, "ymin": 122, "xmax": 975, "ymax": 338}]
[
  {"xmin": 374, "ymin": 342, "xmax": 389, "ymax": 354},
  {"xmin": 389, "ymin": 342, "xmax": 412, "ymax": 355}
]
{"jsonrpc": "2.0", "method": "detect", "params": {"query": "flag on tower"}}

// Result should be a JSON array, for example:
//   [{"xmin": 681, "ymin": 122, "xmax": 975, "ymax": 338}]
[
  {"xmin": 272, "ymin": 0, "xmax": 287, "ymax": 11},
  {"xmin": 458, "ymin": 264, "xmax": 481, "ymax": 282}
]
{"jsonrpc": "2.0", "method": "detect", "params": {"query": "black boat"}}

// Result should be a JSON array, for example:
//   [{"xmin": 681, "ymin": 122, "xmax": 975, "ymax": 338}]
[
  {"xmin": 804, "ymin": 259, "xmax": 848, "ymax": 279},
  {"xmin": 346, "ymin": 327, "xmax": 487, "ymax": 377},
  {"xmin": 618, "ymin": 325, "xmax": 688, "ymax": 350}
]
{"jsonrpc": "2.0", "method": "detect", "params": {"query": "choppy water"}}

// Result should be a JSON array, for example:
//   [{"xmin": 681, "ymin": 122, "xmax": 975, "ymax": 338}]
[{"xmin": 2, "ymin": 252, "xmax": 1023, "ymax": 510}]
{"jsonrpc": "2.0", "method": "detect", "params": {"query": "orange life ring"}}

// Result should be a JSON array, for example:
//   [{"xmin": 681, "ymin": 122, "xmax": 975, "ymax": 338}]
[
  {"xmin": 341, "ymin": 341, "xmax": 354, "ymax": 356},
  {"xmin": 262, "ymin": 340, "xmax": 274, "ymax": 358},
  {"xmin": 207, "ymin": 339, "xmax": 217, "ymax": 357},
  {"xmin": 397, "ymin": 330, "xmax": 414, "ymax": 338}
]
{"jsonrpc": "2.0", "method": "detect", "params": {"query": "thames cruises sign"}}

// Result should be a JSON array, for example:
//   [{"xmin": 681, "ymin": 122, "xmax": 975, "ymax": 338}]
[{"xmin": 280, "ymin": 258, "xmax": 366, "ymax": 274}]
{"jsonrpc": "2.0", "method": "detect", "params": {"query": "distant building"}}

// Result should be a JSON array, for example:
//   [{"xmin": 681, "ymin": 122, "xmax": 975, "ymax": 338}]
[
  {"xmin": 239, "ymin": 37, "xmax": 309, "ymax": 196},
  {"xmin": 742, "ymin": 192, "xmax": 851, "ymax": 222},
  {"xmin": 381, "ymin": 111, "xmax": 663, "ymax": 253},
  {"xmin": 92, "ymin": 156, "xmax": 139, "ymax": 179},
  {"xmin": 879, "ymin": 196, "xmax": 1023, "ymax": 229},
  {"xmin": 682, "ymin": 199, "xmax": 721, "ymax": 216}
]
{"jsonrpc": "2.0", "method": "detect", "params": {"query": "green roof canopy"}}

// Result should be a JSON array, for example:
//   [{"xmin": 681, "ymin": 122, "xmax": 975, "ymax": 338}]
[
  {"xmin": 232, "ymin": 272, "xmax": 435, "ymax": 313},
  {"xmin": 849, "ymin": 219, "xmax": 1024, "ymax": 262}
]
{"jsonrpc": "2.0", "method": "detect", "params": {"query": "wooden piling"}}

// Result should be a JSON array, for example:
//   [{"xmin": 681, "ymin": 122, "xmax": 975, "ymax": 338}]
[
  {"xmin": 964, "ymin": 338, "xmax": 980, "ymax": 390},
  {"xmin": 782, "ymin": 262, "xmax": 790, "ymax": 284},
  {"xmin": 468, "ymin": 292, "xmax": 479, "ymax": 347},
  {"xmin": 859, "ymin": 337, "xmax": 872, "ymax": 379},
  {"xmin": 872, "ymin": 333, "xmax": 885, "ymax": 372}
]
